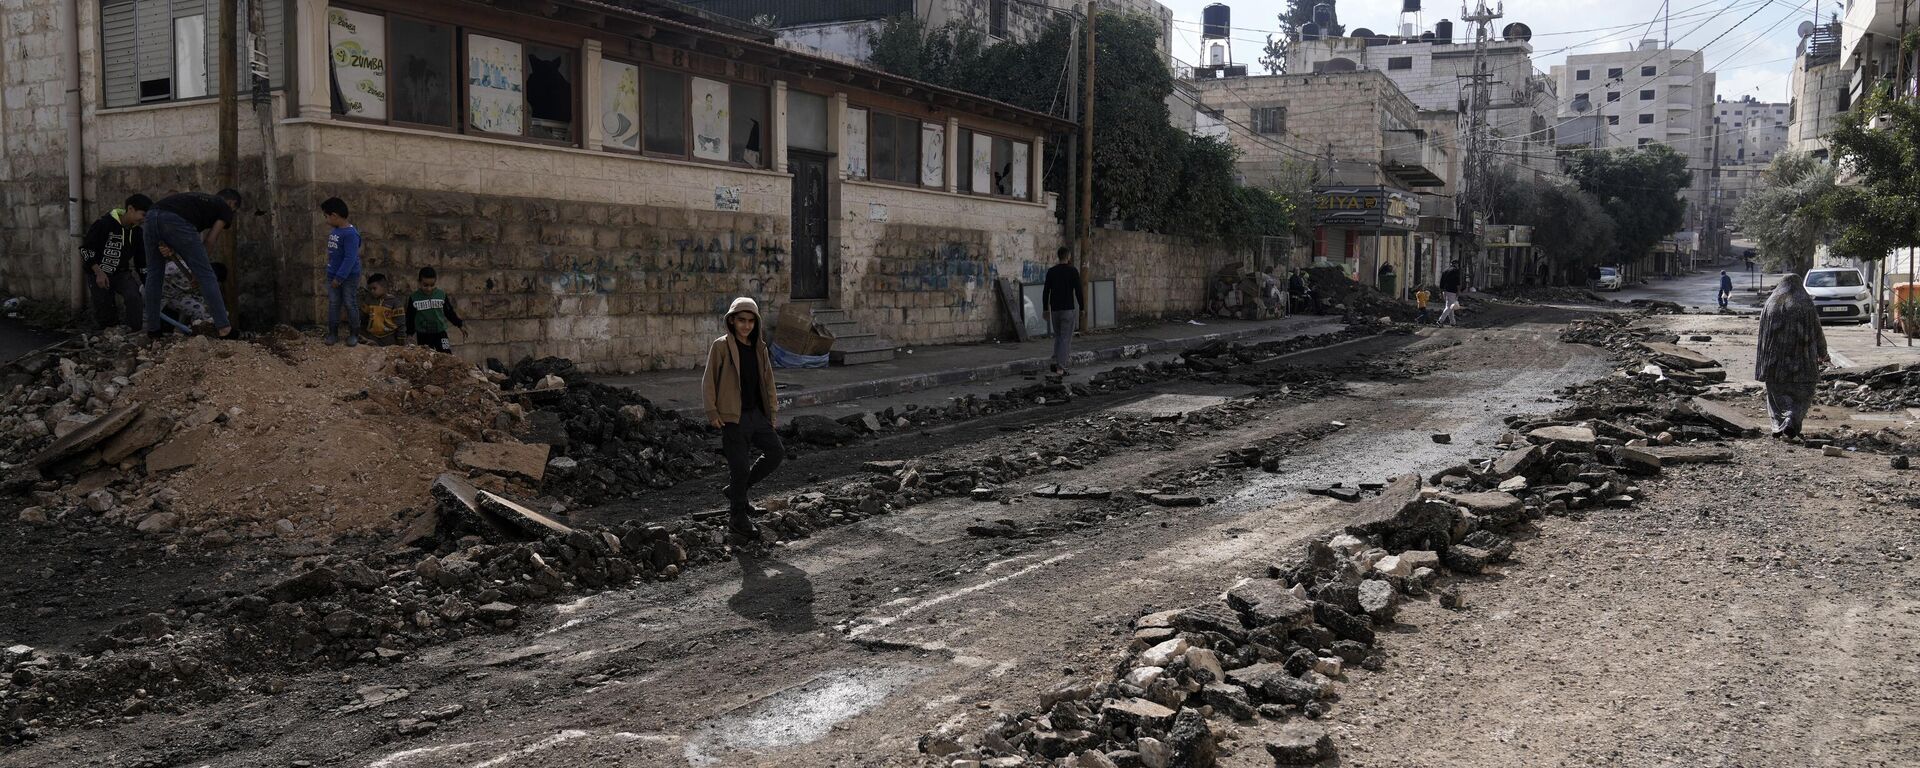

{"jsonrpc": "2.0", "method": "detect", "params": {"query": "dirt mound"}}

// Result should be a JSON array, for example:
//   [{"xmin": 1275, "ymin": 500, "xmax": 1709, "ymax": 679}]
[
  {"xmin": 1304, "ymin": 267, "xmax": 1422, "ymax": 322},
  {"xmin": 0, "ymin": 331, "xmax": 523, "ymax": 542}
]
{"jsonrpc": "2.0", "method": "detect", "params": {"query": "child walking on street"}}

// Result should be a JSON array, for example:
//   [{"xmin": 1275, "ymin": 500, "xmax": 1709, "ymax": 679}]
[
  {"xmin": 322, "ymin": 197, "xmax": 362, "ymax": 346},
  {"xmin": 362, "ymin": 273, "xmax": 406, "ymax": 346},
  {"xmin": 406, "ymin": 266, "xmax": 466, "ymax": 353},
  {"xmin": 702, "ymin": 297, "xmax": 783, "ymax": 541},
  {"xmin": 1414, "ymin": 287, "xmax": 1432, "ymax": 324}
]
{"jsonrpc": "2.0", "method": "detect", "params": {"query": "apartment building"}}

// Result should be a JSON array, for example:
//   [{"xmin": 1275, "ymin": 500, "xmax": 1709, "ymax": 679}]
[
  {"xmin": 1787, "ymin": 20, "xmax": 1847, "ymax": 158},
  {"xmin": 1552, "ymin": 41, "xmax": 1717, "ymax": 236},
  {"xmin": 1712, "ymin": 96, "xmax": 1789, "ymax": 166}
]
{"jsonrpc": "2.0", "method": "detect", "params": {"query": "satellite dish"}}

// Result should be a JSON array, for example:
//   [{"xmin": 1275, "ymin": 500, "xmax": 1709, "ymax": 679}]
[
  {"xmin": 1502, "ymin": 22, "xmax": 1532, "ymax": 42},
  {"xmin": 1797, "ymin": 20, "xmax": 1816, "ymax": 38}
]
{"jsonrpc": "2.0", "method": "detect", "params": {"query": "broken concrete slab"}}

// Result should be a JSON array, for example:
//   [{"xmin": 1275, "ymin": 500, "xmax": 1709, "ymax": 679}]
[
  {"xmin": 453, "ymin": 442, "xmax": 551, "ymax": 483},
  {"xmin": 98, "ymin": 410, "xmax": 175, "ymax": 465},
  {"xmin": 1638, "ymin": 342, "xmax": 1718, "ymax": 370},
  {"xmin": 1266, "ymin": 722, "xmax": 1336, "ymax": 765},
  {"xmin": 1644, "ymin": 445, "xmax": 1735, "ymax": 464},
  {"xmin": 1225, "ymin": 580, "xmax": 1315, "ymax": 630},
  {"xmin": 1140, "ymin": 493, "xmax": 1205, "ymax": 508},
  {"xmin": 477, "ymin": 490, "xmax": 574, "ymax": 538},
  {"xmin": 144, "ymin": 424, "xmax": 213, "ymax": 474},
  {"xmin": 29, "ymin": 405, "xmax": 139, "ymax": 472},
  {"xmin": 1492, "ymin": 444, "xmax": 1541, "ymax": 479},
  {"xmin": 1528, "ymin": 425, "xmax": 1597, "ymax": 448},
  {"xmin": 1100, "ymin": 697, "xmax": 1175, "ymax": 730},
  {"xmin": 1445, "ymin": 491, "xmax": 1524, "ymax": 521},
  {"xmin": 1032, "ymin": 484, "xmax": 1113, "ymax": 500},
  {"xmin": 1343, "ymin": 474, "xmax": 1423, "ymax": 537},
  {"xmin": 1611, "ymin": 445, "xmax": 1664, "ymax": 475},
  {"xmin": 1690, "ymin": 398, "xmax": 1766, "ymax": 437}
]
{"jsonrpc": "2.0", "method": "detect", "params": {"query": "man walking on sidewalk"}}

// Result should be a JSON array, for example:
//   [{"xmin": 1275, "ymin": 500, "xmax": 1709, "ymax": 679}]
[
  {"xmin": 1043, "ymin": 247, "xmax": 1083, "ymax": 374},
  {"xmin": 1756, "ymin": 273, "xmax": 1828, "ymax": 439},
  {"xmin": 1717, "ymin": 270, "xmax": 1734, "ymax": 310},
  {"xmin": 1437, "ymin": 261, "xmax": 1463, "ymax": 326}
]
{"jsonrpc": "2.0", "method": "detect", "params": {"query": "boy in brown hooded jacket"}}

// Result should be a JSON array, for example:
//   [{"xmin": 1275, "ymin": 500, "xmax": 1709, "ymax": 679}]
[{"xmin": 702, "ymin": 297, "xmax": 783, "ymax": 539}]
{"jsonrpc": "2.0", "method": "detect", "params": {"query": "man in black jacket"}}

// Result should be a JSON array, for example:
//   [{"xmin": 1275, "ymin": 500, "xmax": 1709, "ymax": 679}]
[
  {"xmin": 1042, "ymin": 247, "xmax": 1083, "ymax": 373},
  {"xmin": 142, "ymin": 189, "xmax": 240, "ymax": 338},
  {"xmin": 80, "ymin": 194, "xmax": 151, "ymax": 330},
  {"xmin": 1438, "ymin": 262, "xmax": 1462, "ymax": 326}
]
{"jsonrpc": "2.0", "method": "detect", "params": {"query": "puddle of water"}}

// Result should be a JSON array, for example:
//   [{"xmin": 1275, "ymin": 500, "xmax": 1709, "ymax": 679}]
[{"xmin": 681, "ymin": 666, "xmax": 926, "ymax": 766}]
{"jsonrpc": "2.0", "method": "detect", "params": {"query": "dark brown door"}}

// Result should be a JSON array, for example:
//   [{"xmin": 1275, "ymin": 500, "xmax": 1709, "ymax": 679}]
[{"xmin": 790, "ymin": 151, "xmax": 831, "ymax": 300}]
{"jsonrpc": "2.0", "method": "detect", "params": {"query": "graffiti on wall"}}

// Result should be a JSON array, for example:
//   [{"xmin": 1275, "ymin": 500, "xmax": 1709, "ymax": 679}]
[
  {"xmin": 895, "ymin": 242, "xmax": 993, "ymax": 313},
  {"xmin": 542, "ymin": 230, "xmax": 787, "ymax": 297}
]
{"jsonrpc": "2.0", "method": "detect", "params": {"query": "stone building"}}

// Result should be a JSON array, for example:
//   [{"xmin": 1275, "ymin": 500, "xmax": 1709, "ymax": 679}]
[
  {"xmin": 1, "ymin": 0, "xmax": 1206, "ymax": 371},
  {"xmin": 1787, "ymin": 20, "xmax": 1846, "ymax": 159},
  {"xmin": 1711, "ymin": 96, "xmax": 1789, "ymax": 166},
  {"xmin": 1191, "ymin": 70, "xmax": 1447, "ymax": 295}
]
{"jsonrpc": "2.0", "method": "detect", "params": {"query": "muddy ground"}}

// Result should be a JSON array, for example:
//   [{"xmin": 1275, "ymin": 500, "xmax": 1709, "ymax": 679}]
[{"xmin": 3, "ymin": 302, "xmax": 1916, "ymax": 767}]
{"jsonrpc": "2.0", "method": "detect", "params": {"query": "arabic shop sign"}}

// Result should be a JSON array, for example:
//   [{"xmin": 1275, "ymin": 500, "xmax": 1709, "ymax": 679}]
[{"xmin": 1311, "ymin": 186, "xmax": 1419, "ymax": 231}]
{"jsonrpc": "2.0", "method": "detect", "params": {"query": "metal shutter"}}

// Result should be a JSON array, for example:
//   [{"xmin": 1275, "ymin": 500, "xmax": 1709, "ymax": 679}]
[
  {"xmin": 101, "ymin": 2, "xmax": 139, "ymax": 107},
  {"xmin": 135, "ymin": 0, "xmax": 174, "ymax": 101},
  {"xmin": 262, "ymin": 0, "xmax": 284, "ymax": 89}
]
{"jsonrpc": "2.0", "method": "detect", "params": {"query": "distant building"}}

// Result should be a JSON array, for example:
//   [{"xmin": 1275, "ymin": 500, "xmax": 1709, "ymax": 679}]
[
  {"xmin": 1192, "ymin": 71, "xmax": 1455, "ymax": 291},
  {"xmin": 1712, "ymin": 97, "xmax": 1789, "ymax": 166},
  {"xmin": 1552, "ymin": 40, "xmax": 1717, "ymax": 266}
]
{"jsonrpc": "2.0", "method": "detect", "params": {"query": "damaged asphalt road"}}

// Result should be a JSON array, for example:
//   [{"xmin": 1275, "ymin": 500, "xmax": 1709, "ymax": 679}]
[{"xmin": 0, "ymin": 305, "xmax": 1629, "ymax": 768}]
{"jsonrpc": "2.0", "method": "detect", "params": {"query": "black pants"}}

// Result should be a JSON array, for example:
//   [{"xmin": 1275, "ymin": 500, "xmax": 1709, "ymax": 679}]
[
  {"xmin": 722, "ymin": 409, "xmax": 784, "ymax": 510},
  {"xmin": 416, "ymin": 331, "xmax": 452, "ymax": 353},
  {"xmin": 91, "ymin": 269, "xmax": 144, "ymax": 330}
]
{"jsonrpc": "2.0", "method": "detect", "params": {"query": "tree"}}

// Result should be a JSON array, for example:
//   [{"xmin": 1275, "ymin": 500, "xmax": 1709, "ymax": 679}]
[
  {"xmin": 1487, "ymin": 164, "xmax": 1616, "ymax": 282},
  {"xmin": 1817, "ymin": 83, "xmax": 1920, "ymax": 268},
  {"xmin": 1565, "ymin": 146, "xmax": 1692, "ymax": 266},
  {"xmin": 1735, "ymin": 150, "xmax": 1838, "ymax": 273},
  {"xmin": 1259, "ymin": 1, "xmax": 1341, "ymax": 75},
  {"xmin": 866, "ymin": 12, "xmax": 1298, "ymax": 247}
]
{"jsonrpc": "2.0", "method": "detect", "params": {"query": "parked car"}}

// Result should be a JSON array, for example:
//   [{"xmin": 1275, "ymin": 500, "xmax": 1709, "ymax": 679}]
[
  {"xmin": 1594, "ymin": 267, "xmax": 1623, "ymax": 291},
  {"xmin": 1804, "ymin": 267, "xmax": 1874, "ymax": 324}
]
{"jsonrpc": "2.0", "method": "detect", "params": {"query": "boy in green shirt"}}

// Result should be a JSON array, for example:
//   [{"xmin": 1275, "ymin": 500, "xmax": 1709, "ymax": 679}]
[{"xmin": 405, "ymin": 266, "xmax": 466, "ymax": 354}]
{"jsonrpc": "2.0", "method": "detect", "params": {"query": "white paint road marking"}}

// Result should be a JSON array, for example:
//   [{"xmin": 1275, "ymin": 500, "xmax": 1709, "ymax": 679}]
[{"xmin": 846, "ymin": 551, "xmax": 1077, "ymax": 639}]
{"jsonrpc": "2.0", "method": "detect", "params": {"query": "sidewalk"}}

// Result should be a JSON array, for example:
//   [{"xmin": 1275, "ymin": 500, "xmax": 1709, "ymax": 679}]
[{"xmin": 596, "ymin": 314, "xmax": 1346, "ymax": 417}]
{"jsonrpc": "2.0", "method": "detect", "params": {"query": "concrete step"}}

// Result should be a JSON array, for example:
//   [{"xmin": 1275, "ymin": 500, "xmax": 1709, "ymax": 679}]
[{"xmin": 830, "ymin": 336, "xmax": 897, "ymax": 366}]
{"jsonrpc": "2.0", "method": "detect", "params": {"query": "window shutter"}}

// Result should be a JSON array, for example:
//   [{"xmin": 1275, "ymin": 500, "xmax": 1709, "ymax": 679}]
[
  {"xmin": 136, "ymin": 0, "xmax": 174, "ymax": 100},
  {"xmin": 262, "ymin": 0, "xmax": 285, "ymax": 89},
  {"xmin": 101, "ymin": 2, "xmax": 139, "ymax": 107}
]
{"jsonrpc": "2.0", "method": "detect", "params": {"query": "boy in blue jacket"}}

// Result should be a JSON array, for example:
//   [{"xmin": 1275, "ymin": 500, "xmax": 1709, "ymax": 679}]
[{"xmin": 322, "ymin": 197, "xmax": 362, "ymax": 346}]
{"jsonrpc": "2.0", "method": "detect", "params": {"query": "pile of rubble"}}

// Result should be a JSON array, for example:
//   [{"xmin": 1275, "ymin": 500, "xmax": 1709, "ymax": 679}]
[
  {"xmin": 1484, "ymin": 285, "xmax": 1612, "ymax": 305},
  {"xmin": 1, "ymin": 331, "xmax": 526, "ymax": 542},
  {"xmin": 496, "ymin": 357, "xmax": 719, "ymax": 506},
  {"xmin": 920, "ymin": 346, "xmax": 1755, "ymax": 768},
  {"xmin": 1819, "ymin": 362, "xmax": 1920, "ymax": 412},
  {"xmin": 1303, "ymin": 268, "xmax": 1422, "ymax": 323}
]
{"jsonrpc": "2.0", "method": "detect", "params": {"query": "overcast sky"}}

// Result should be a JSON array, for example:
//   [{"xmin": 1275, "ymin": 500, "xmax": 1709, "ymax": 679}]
[{"xmin": 1154, "ymin": 0, "xmax": 1841, "ymax": 103}]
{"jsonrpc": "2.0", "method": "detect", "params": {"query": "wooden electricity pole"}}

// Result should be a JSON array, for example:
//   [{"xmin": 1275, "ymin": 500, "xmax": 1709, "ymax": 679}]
[
  {"xmin": 1079, "ymin": 0, "xmax": 1096, "ymax": 329},
  {"xmin": 218, "ymin": 0, "xmax": 241, "ymax": 317}
]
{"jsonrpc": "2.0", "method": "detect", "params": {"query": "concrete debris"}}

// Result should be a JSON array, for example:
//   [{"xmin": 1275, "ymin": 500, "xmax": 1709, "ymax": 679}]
[
  {"xmin": 453, "ymin": 442, "xmax": 552, "ymax": 483},
  {"xmin": 1265, "ymin": 722, "xmax": 1336, "ymax": 765}
]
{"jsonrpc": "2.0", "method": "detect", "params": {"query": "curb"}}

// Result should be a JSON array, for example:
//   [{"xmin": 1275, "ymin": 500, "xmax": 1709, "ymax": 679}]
[{"xmin": 660, "ymin": 320, "xmax": 1339, "ymax": 418}]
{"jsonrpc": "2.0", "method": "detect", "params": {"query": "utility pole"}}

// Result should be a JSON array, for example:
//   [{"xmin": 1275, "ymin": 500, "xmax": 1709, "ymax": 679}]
[
  {"xmin": 218, "ymin": 0, "xmax": 240, "ymax": 318},
  {"xmin": 1460, "ymin": 0, "xmax": 1501, "ymax": 288},
  {"xmin": 1065, "ymin": 18, "xmax": 1079, "ymax": 280},
  {"xmin": 1079, "ymin": 0, "xmax": 1096, "ymax": 330}
]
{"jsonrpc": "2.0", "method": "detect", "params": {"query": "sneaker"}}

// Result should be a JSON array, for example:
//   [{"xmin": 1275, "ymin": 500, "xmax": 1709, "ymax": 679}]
[
  {"xmin": 727, "ymin": 510, "xmax": 761, "ymax": 540},
  {"xmin": 345, "ymin": 335, "xmax": 359, "ymax": 348}
]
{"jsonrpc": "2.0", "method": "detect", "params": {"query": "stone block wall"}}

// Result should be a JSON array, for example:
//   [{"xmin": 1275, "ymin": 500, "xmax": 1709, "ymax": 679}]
[
  {"xmin": 1, "ymin": 0, "xmax": 78, "ymax": 303},
  {"xmin": 277, "ymin": 121, "xmax": 794, "ymax": 372},
  {"xmin": 834, "ymin": 179, "xmax": 1059, "ymax": 344},
  {"xmin": 1094, "ymin": 230, "xmax": 1241, "ymax": 322}
]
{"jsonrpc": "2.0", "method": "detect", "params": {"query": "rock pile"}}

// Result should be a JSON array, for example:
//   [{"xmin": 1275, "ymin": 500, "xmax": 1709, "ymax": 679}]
[
  {"xmin": 922, "ymin": 343, "xmax": 1754, "ymax": 768},
  {"xmin": 1819, "ymin": 362, "xmax": 1920, "ymax": 412},
  {"xmin": 1302, "ymin": 268, "xmax": 1422, "ymax": 322}
]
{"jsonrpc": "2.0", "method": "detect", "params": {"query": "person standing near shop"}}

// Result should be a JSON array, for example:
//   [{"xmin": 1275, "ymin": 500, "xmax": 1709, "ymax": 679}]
[
  {"xmin": 142, "ymin": 189, "xmax": 241, "ymax": 339},
  {"xmin": 703, "ymin": 297, "xmax": 783, "ymax": 540},
  {"xmin": 1043, "ymin": 247, "xmax": 1083, "ymax": 374}
]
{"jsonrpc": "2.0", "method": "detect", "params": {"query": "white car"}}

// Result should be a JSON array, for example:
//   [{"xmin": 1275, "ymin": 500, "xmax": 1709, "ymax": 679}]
[
  {"xmin": 1594, "ymin": 267, "xmax": 1623, "ymax": 291},
  {"xmin": 1804, "ymin": 267, "xmax": 1874, "ymax": 324}
]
